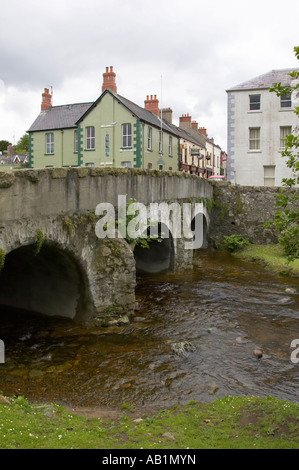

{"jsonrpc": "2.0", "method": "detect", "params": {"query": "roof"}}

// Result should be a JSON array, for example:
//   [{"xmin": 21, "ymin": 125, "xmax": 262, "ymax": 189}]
[
  {"xmin": 227, "ymin": 68, "xmax": 299, "ymax": 92},
  {"xmin": 76, "ymin": 89, "xmax": 180, "ymax": 137},
  {"xmin": 27, "ymin": 89, "xmax": 208, "ymax": 147},
  {"xmin": 28, "ymin": 102, "xmax": 93, "ymax": 132},
  {"xmin": 165, "ymin": 121, "xmax": 205, "ymax": 148}
]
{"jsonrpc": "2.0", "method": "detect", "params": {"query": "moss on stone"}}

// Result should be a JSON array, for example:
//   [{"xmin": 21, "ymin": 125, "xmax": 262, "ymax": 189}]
[
  {"xmin": 34, "ymin": 229, "xmax": 44, "ymax": 255},
  {"xmin": 0, "ymin": 171, "xmax": 15, "ymax": 188},
  {"xmin": 51, "ymin": 168, "xmax": 67, "ymax": 179},
  {"xmin": 90, "ymin": 167, "xmax": 106, "ymax": 177},
  {"xmin": 77, "ymin": 167, "xmax": 89, "ymax": 178},
  {"xmin": 234, "ymin": 193, "xmax": 243, "ymax": 215},
  {"xmin": 0, "ymin": 248, "xmax": 5, "ymax": 271}
]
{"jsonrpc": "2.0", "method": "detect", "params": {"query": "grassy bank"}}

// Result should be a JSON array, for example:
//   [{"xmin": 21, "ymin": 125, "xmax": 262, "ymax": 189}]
[
  {"xmin": 0, "ymin": 395, "xmax": 298, "ymax": 449},
  {"xmin": 232, "ymin": 244, "xmax": 299, "ymax": 278}
]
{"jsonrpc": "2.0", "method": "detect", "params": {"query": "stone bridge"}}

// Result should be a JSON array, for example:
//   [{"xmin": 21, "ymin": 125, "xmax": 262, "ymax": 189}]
[{"xmin": 0, "ymin": 167, "xmax": 212, "ymax": 325}]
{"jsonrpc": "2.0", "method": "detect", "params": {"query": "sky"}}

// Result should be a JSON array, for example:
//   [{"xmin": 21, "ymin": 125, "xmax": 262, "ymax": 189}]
[{"xmin": 1, "ymin": 0, "xmax": 298, "ymax": 151}]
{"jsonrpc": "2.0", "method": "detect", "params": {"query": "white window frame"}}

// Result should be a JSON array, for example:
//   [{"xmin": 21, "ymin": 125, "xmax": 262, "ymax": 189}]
[
  {"xmin": 159, "ymin": 130, "xmax": 163, "ymax": 154},
  {"xmin": 280, "ymin": 126, "xmax": 292, "ymax": 148},
  {"xmin": 249, "ymin": 94, "xmax": 261, "ymax": 110},
  {"xmin": 46, "ymin": 133, "xmax": 54, "ymax": 154},
  {"xmin": 147, "ymin": 126, "xmax": 152, "ymax": 150},
  {"xmin": 264, "ymin": 165, "xmax": 275, "ymax": 187},
  {"xmin": 249, "ymin": 127, "xmax": 260, "ymax": 150},
  {"xmin": 280, "ymin": 93, "xmax": 292, "ymax": 108},
  {"xmin": 86, "ymin": 126, "xmax": 95, "ymax": 150},
  {"xmin": 168, "ymin": 136, "xmax": 172, "ymax": 156},
  {"xmin": 121, "ymin": 161, "xmax": 132, "ymax": 167},
  {"xmin": 74, "ymin": 130, "xmax": 78, "ymax": 153},
  {"xmin": 122, "ymin": 123, "xmax": 132, "ymax": 148}
]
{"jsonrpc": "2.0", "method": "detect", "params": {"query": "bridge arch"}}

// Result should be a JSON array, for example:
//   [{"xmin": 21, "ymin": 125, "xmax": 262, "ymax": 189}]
[
  {"xmin": 0, "ymin": 241, "xmax": 92, "ymax": 321},
  {"xmin": 134, "ymin": 222, "xmax": 175, "ymax": 274},
  {"xmin": 190, "ymin": 211, "xmax": 209, "ymax": 249},
  {"xmin": 0, "ymin": 217, "xmax": 136, "ymax": 324}
]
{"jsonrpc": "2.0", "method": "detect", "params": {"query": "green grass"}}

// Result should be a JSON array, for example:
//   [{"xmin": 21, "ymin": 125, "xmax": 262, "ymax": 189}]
[
  {"xmin": 0, "ymin": 395, "xmax": 298, "ymax": 449},
  {"xmin": 233, "ymin": 244, "xmax": 299, "ymax": 277}
]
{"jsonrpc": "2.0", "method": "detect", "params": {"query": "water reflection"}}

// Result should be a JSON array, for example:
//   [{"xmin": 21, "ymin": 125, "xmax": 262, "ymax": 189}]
[{"xmin": 0, "ymin": 250, "xmax": 298, "ymax": 410}]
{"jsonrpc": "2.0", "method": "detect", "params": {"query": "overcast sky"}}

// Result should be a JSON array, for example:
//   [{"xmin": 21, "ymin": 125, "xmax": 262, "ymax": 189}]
[{"xmin": 1, "ymin": 0, "xmax": 298, "ymax": 151}]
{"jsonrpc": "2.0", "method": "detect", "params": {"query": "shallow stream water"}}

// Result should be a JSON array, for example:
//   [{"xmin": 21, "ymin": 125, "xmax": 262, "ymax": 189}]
[{"xmin": 0, "ymin": 250, "xmax": 298, "ymax": 411}]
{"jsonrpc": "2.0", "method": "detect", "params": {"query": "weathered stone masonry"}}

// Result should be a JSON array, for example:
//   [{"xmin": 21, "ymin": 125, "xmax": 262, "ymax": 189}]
[{"xmin": 209, "ymin": 181, "xmax": 298, "ymax": 246}]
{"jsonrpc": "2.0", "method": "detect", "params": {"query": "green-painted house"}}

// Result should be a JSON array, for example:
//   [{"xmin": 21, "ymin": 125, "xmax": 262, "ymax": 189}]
[{"xmin": 28, "ymin": 67, "xmax": 182, "ymax": 171}]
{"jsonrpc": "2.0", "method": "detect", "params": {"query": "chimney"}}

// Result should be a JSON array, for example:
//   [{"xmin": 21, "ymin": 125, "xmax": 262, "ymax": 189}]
[
  {"xmin": 162, "ymin": 108, "xmax": 173, "ymax": 124},
  {"xmin": 191, "ymin": 120, "xmax": 198, "ymax": 131},
  {"xmin": 198, "ymin": 127, "xmax": 207, "ymax": 137},
  {"xmin": 179, "ymin": 113, "xmax": 192, "ymax": 124},
  {"xmin": 144, "ymin": 94, "xmax": 160, "ymax": 117},
  {"xmin": 41, "ymin": 88, "xmax": 52, "ymax": 111},
  {"xmin": 102, "ymin": 66, "xmax": 117, "ymax": 93}
]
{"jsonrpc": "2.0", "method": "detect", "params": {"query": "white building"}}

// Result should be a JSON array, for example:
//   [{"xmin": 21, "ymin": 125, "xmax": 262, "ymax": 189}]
[{"xmin": 226, "ymin": 68, "xmax": 299, "ymax": 186}]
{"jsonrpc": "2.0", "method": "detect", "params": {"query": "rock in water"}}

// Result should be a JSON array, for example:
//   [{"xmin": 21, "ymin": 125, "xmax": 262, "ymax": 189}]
[
  {"xmin": 171, "ymin": 341, "xmax": 196, "ymax": 357},
  {"xmin": 253, "ymin": 348, "xmax": 263, "ymax": 359}
]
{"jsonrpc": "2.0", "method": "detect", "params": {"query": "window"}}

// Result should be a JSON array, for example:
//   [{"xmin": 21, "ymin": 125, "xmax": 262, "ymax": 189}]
[
  {"xmin": 249, "ymin": 127, "xmax": 260, "ymax": 150},
  {"xmin": 168, "ymin": 136, "xmax": 172, "ymax": 156},
  {"xmin": 249, "ymin": 94, "xmax": 261, "ymax": 110},
  {"xmin": 281, "ymin": 93, "xmax": 292, "ymax": 108},
  {"xmin": 148, "ymin": 163, "xmax": 152, "ymax": 169},
  {"xmin": 121, "ymin": 161, "xmax": 132, "ymax": 167},
  {"xmin": 86, "ymin": 126, "xmax": 95, "ymax": 150},
  {"xmin": 147, "ymin": 126, "xmax": 152, "ymax": 150},
  {"xmin": 159, "ymin": 130, "xmax": 163, "ymax": 154},
  {"xmin": 46, "ymin": 133, "xmax": 54, "ymax": 154},
  {"xmin": 74, "ymin": 130, "xmax": 78, "ymax": 153},
  {"xmin": 280, "ymin": 126, "xmax": 292, "ymax": 148},
  {"xmin": 264, "ymin": 166, "xmax": 275, "ymax": 187},
  {"xmin": 122, "ymin": 123, "xmax": 132, "ymax": 148}
]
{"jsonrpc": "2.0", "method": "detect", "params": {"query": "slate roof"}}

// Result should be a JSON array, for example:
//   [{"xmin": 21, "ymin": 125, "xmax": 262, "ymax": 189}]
[
  {"xmin": 165, "ymin": 121, "xmax": 205, "ymax": 148},
  {"xmin": 28, "ymin": 102, "xmax": 93, "ymax": 132},
  {"xmin": 76, "ymin": 89, "xmax": 180, "ymax": 137},
  {"xmin": 227, "ymin": 68, "xmax": 299, "ymax": 92},
  {"xmin": 27, "ymin": 89, "xmax": 208, "ymax": 147}
]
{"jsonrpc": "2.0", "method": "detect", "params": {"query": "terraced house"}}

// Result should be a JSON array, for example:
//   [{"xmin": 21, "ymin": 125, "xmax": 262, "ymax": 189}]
[
  {"xmin": 28, "ymin": 67, "xmax": 181, "ymax": 171},
  {"xmin": 28, "ymin": 66, "xmax": 223, "ymax": 176}
]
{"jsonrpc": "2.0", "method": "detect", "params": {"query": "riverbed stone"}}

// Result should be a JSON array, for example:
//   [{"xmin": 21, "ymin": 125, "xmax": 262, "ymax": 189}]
[{"xmin": 253, "ymin": 348, "xmax": 263, "ymax": 359}]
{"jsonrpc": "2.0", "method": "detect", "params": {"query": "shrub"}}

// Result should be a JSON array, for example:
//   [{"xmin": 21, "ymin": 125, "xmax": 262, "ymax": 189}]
[
  {"xmin": 279, "ymin": 225, "xmax": 299, "ymax": 261},
  {"xmin": 221, "ymin": 234, "xmax": 250, "ymax": 252}
]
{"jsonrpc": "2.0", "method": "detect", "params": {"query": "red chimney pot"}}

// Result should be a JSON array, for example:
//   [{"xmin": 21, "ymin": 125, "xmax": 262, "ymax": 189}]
[
  {"xmin": 102, "ymin": 66, "xmax": 117, "ymax": 93},
  {"xmin": 144, "ymin": 94, "xmax": 160, "ymax": 116}
]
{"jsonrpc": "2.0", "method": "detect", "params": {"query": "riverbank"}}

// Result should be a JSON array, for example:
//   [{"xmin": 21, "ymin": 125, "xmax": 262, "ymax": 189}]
[
  {"xmin": 0, "ymin": 394, "xmax": 298, "ymax": 449},
  {"xmin": 231, "ymin": 244, "xmax": 299, "ymax": 278}
]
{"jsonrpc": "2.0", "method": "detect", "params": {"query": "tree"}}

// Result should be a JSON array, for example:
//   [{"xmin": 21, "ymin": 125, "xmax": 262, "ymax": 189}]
[
  {"xmin": 0, "ymin": 140, "xmax": 11, "ymax": 153},
  {"xmin": 14, "ymin": 133, "xmax": 29, "ymax": 154},
  {"xmin": 268, "ymin": 46, "xmax": 299, "ymax": 262}
]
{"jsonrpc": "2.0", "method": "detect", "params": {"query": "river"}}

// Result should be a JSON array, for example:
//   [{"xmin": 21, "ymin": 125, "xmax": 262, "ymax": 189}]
[{"xmin": 0, "ymin": 249, "xmax": 298, "ymax": 412}]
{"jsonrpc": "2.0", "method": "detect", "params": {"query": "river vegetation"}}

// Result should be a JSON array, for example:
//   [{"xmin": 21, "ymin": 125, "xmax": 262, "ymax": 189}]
[
  {"xmin": 266, "ymin": 46, "xmax": 299, "ymax": 262},
  {"xmin": 232, "ymin": 243, "xmax": 299, "ymax": 278}
]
